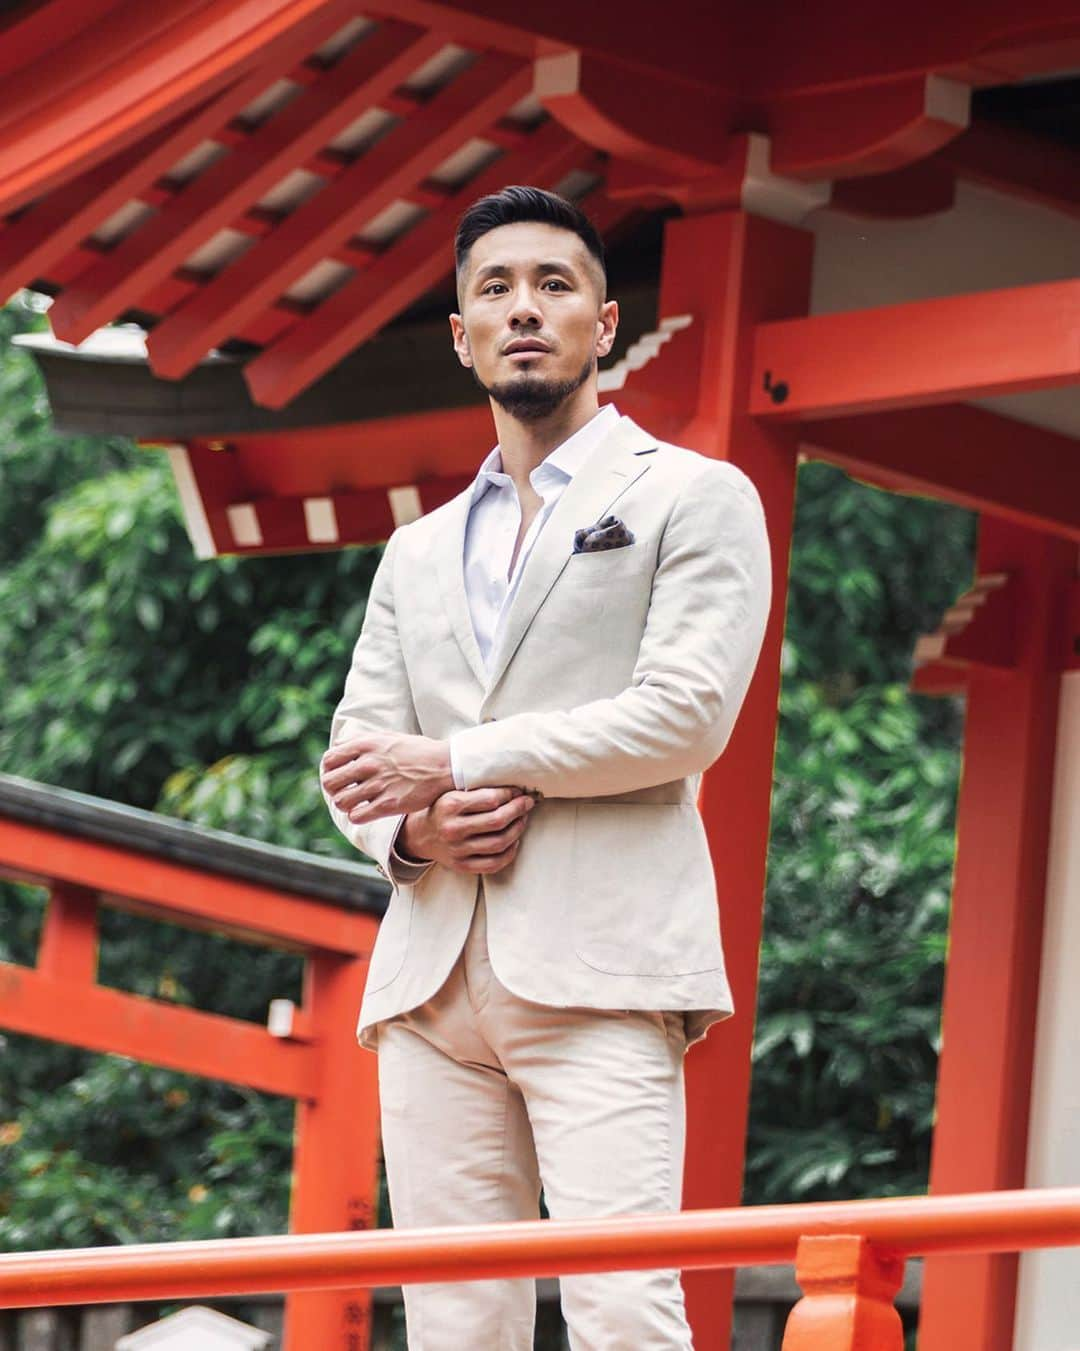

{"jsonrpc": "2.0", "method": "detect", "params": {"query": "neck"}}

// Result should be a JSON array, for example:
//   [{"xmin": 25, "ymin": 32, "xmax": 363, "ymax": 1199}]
[{"xmin": 490, "ymin": 383, "xmax": 601, "ymax": 488}]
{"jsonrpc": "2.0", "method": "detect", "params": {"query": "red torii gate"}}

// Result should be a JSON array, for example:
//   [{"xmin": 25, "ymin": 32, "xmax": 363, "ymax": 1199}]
[
  {"xmin": 0, "ymin": 774, "xmax": 383, "ymax": 1347},
  {"xmin": 1, "ymin": 2, "xmax": 1079, "ymax": 1348}
]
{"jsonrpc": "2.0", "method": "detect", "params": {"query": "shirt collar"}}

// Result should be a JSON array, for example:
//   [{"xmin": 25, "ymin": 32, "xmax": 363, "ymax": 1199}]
[{"xmin": 469, "ymin": 404, "xmax": 620, "ymax": 504}]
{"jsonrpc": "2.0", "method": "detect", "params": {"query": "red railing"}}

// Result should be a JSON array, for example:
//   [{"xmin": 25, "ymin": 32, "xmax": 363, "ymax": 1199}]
[{"xmin": 2, "ymin": 1187, "xmax": 1078, "ymax": 1350}]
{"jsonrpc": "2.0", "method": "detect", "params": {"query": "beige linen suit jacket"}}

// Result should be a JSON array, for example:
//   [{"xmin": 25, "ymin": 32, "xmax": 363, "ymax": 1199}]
[{"xmin": 323, "ymin": 414, "xmax": 772, "ymax": 1048}]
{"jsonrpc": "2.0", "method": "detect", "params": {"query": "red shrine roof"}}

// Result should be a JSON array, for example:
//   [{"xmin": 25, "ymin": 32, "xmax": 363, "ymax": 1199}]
[{"xmin": 1, "ymin": 0, "xmax": 1078, "ymax": 411}]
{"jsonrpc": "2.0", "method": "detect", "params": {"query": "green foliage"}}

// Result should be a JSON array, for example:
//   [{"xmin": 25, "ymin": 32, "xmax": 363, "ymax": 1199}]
[
  {"xmin": 746, "ymin": 683, "xmax": 956, "ymax": 1204},
  {"xmin": 0, "ymin": 295, "xmax": 977, "ymax": 1251}
]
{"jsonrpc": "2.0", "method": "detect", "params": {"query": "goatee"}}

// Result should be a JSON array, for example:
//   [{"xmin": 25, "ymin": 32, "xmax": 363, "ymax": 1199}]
[{"xmin": 474, "ymin": 354, "xmax": 595, "ymax": 423}]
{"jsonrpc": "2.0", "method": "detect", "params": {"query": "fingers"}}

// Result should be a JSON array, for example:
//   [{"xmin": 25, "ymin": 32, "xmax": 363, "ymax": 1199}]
[
  {"xmin": 321, "ymin": 752, "xmax": 375, "ymax": 797},
  {"xmin": 321, "ymin": 738, "xmax": 372, "ymax": 776},
  {"xmin": 457, "ymin": 839, "xmax": 522, "ymax": 874},
  {"xmin": 447, "ymin": 793, "xmax": 535, "ymax": 840},
  {"xmin": 455, "ymin": 786, "xmax": 525, "ymax": 814}
]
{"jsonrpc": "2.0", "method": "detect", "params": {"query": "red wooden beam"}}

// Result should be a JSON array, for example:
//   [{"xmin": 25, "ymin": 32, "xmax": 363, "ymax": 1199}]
[
  {"xmin": 37, "ymin": 885, "xmax": 99, "ymax": 984},
  {"xmin": 50, "ymin": 20, "xmax": 444, "ymax": 345},
  {"xmin": 148, "ymin": 52, "xmax": 531, "ymax": 379},
  {"xmin": 244, "ymin": 120, "xmax": 591, "ymax": 407},
  {"xmin": 0, "ymin": 959, "xmax": 317, "ymax": 1099},
  {"xmin": 535, "ymin": 50, "xmax": 736, "ymax": 178},
  {"xmin": 919, "ymin": 518, "xmax": 1076, "ymax": 1351},
  {"xmin": 287, "ymin": 950, "xmax": 381, "ymax": 1345},
  {"xmin": 751, "ymin": 280, "xmax": 1080, "ymax": 421},
  {"xmin": 654, "ymin": 209, "xmax": 812, "ymax": 1350},
  {"xmin": 0, "ymin": 818, "xmax": 376, "ymax": 957},
  {"xmin": 0, "ymin": 0, "xmax": 358, "ymax": 304},
  {"xmin": 799, "ymin": 405, "xmax": 1080, "ymax": 542},
  {"xmin": 940, "ymin": 121, "xmax": 1080, "ymax": 222},
  {"xmin": 0, "ymin": 0, "xmax": 347, "ymax": 216},
  {"xmin": 768, "ymin": 73, "xmax": 968, "ymax": 180}
]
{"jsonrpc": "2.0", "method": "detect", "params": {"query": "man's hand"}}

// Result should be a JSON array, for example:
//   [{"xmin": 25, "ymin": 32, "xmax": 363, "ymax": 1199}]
[
  {"xmin": 321, "ymin": 731, "xmax": 456, "ymax": 824},
  {"xmin": 399, "ymin": 787, "xmax": 536, "ymax": 874}
]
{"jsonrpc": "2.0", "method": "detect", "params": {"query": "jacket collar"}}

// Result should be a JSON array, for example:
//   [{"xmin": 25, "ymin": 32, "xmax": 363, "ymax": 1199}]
[{"xmin": 433, "ymin": 413, "xmax": 657, "ymax": 698}]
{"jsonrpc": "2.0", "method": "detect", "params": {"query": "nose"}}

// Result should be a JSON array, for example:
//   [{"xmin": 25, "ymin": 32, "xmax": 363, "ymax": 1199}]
[{"xmin": 507, "ymin": 281, "xmax": 543, "ymax": 329}]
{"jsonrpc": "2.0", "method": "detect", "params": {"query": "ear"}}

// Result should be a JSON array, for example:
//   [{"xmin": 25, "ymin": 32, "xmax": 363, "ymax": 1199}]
[
  {"xmin": 449, "ymin": 312, "xmax": 472, "ymax": 369},
  {"xmin": 595, "ymin": 298, "xmax": 619, "ymax": 360}
]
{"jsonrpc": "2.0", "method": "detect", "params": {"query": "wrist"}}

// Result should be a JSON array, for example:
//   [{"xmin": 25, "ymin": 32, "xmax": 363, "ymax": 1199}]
[{"xmin": 397, "ymin": 811, "xmax": 432, "ymax": 863}]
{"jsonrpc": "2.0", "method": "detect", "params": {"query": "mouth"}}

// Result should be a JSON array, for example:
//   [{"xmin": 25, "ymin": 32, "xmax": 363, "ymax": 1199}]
[{"xmin": 503, "ymin": 340, "xmax": 551, "ymax": 356}]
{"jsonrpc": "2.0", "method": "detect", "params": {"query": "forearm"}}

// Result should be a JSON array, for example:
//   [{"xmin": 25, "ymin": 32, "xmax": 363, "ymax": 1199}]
[{"xmin": 451, "ymin": 670, "xmax": 741, "ymax": 798}]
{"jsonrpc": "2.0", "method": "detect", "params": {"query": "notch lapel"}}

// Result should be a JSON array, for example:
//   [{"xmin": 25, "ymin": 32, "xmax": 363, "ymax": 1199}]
[
  {"xmin": 432, "ymin": 486, "xmax": 487, "ymax": 688},
  {"xmin": 481, "ymin": 416, "xmax": 656, "ymax": 702}
]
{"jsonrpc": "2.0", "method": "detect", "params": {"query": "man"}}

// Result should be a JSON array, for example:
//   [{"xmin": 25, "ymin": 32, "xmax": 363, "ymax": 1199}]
[{"xmin": 320, "ymin": 185, "xmax": 772, "ymax": 1349}]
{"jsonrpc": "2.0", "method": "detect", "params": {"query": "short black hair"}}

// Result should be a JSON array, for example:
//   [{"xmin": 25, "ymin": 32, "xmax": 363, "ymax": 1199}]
[{"xmin": 454, "ymin": 184, "xmax": 606, "ymax": 298}]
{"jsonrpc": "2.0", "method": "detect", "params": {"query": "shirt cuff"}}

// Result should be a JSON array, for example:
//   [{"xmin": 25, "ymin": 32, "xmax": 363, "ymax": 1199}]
[
  {"xmin": 449, "ymin": 734, "xmax": 466, "ymax": 790},
  {"xmin": 387, "ymin": 814, "xmax": 434, "ymax": 885}
]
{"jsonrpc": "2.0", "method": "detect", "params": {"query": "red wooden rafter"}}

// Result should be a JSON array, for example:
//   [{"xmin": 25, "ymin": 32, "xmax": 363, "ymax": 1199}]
[
  {"xmin": 147, "ymin": 51, "xmax": 532, "ymax": 379},
  {"xmin": 0, "ymin": 0, "xmax": 348, "ymax": 216},
  {"xmin": 49, "ymin": 19, "xmax": 447, "ymax": 345},
  {"xmin": 0, "ymin": 0, "xmax": 361, "ymax": 304},
  {"xmin": 244, "ymin": 120, "xmax": 596, "ymax": 406}
]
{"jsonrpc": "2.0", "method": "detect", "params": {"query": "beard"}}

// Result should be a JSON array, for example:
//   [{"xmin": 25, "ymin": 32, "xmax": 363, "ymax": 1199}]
[{"xmin": 473, "ymin": 352, "xmax": 595, "ymax": 423}]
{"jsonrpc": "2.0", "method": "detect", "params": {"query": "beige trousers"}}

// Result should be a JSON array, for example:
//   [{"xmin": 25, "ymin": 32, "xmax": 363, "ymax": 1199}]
[{"xmin": 375, "ymin": 887, "xmax": 694, "ymax": 1350}]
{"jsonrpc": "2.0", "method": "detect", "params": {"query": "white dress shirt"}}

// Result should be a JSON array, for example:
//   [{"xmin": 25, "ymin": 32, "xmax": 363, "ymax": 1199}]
[
  {"xmin": 388, "ymin": 403, "xmax": 619, "ymax": 874},
  {"xmin": 451, "ymin": 402, "xmax": 620, "ymax": 786}
]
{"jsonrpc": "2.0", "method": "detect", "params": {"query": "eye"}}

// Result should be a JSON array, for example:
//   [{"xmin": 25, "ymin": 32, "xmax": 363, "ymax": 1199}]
[
  {"xmin": 481, "ymin": 281, "xmax": 508, "ymax": 296},
  {"xmin": 542, "ymin": 279, "xmax": 570, "ymax": 291}
]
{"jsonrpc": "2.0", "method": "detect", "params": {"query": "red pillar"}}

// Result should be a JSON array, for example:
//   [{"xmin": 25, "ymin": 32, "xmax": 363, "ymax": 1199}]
[
  {"xmin": 656, "ymin": 209, "xmax": 813, "ymax": 1348},
  {"xmin": 919, "ymin": 515, "xmax": 1075, "ymax": 1351},
  {"xmin": 285, "ymin": 945, "xmax": 381, "ymax": 1351}
]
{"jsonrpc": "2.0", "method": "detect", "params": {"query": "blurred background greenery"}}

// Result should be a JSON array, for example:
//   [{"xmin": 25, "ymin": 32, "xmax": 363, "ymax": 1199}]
[{"xmin": 0, "ymin": 291, "xmax": 975, "ymax": 1247}]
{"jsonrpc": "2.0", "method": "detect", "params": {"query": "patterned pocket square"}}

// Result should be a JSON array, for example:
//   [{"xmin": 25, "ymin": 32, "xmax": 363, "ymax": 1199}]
[{"xmin": 572, "ymin": 514, "xmax": 635, "ymax": 554}]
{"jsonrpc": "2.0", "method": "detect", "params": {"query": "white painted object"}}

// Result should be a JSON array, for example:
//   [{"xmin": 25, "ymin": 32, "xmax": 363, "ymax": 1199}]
[
  {"xmin": 1014, "ymin": 652, "xmax": 1080, "ymax": 1351},
  {"xmin": 115, "ymin": 1305, "xmax": 272, "ymax": 1350}
]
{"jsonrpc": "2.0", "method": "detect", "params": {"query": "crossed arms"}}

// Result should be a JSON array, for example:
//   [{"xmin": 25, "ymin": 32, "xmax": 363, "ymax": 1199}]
[{"xmin": 321, "ymin": 461, "xmax": 771, "ymax": 859}]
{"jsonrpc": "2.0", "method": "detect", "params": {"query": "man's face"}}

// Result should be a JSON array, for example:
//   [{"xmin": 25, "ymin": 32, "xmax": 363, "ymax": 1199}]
[{"xmin": 449, "ymin": 221, "xmax": 618, "ymax": 421}]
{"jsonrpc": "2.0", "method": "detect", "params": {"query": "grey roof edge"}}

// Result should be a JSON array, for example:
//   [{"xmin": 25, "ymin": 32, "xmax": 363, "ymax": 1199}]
[
  {"xmin": 0, "ymin": 772, "xmax": 387, "ymax": 915},
  {"xmin": 16, "ymin": 284, "xmax": 658, "ymax": 440}
]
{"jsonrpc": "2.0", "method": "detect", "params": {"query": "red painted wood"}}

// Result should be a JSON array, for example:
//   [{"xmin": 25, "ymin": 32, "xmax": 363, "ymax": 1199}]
[
  {"xmin": 751, "ymin": 280, "xmax": 1080, "ymax": 421},
  {"xmin": 0, "ymin": 817, "xmax": 375, "ymax": 956},
  {"xmin": 50, "ymin": 19, "xmax": 442, "ymax": 344},
  {"xmin": 286, "ymin": 951, "xmax": 381, "ymax": 1348},
  {"xmin": 0, "ymin": 959, "xmax": 318, "ymax": 1098},
  {"xmin": 919, "ymin": 516, "xmax": 1076, "ymax": 1351},
  {"xmin": 940, "ymin": 121, "xmax": 1080, "ymax": 221},
  {"xmin": 244, "ymin": 121, "xmax": 592, "ymax": 406},
  {"xmin": 0, "ymin": 1, "xmax": 358, "ymax": 305},
  {"xmin": 782, "ymin": 1236, "xmax": 905, "ymax": 1351},
  {"xmin": 536, "ymin": 50, "xmax": 736, "ymax": 178},
  {"xmin": 655, "ymin": 209, "xmax": 812, "ymax": 1349},
  {"xmin": 147, "ymin": 52, "xmax": 532, "ymax": 379},
  {"xmin": 0, "ymin": 0, "xmax": 344, "ymax": 215},
  {"xmin": 768, "ymin": 74, "xmax": 966, "ymax": 180},
  {"xmin": 799, "ymin": 405, "xmax": 1080, "ymax": 543},
  {"xmin": 36, "ymin": 885, "xmax": 98, "ymax": 984}
]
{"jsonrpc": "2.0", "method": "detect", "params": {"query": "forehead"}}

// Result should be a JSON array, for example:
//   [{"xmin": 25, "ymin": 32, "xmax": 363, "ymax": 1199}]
[{"xmin": 464, "ymin": 220, "xmax": 592, "ymax": 277}]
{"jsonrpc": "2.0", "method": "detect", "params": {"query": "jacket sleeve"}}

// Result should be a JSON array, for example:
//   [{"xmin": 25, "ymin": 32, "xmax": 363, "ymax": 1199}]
[
  {"xmin": 449, "ymin": 462, "xmax": 772, "ymax": 798},
  {"xmin": 322, "ymin": 529, "xmax": 434, "ymax": 887}
]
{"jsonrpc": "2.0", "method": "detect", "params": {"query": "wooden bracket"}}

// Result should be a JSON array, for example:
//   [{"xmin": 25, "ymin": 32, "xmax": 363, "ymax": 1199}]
[{"xmin": 911, "ymin": 572, "xmax": 1017, "ymax": 696}]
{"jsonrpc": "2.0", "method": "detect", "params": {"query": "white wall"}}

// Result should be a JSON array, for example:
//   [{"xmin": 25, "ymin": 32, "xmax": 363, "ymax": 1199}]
[{"xmin": 1014, "ymin": 634, "xmax": 1080, "ymax": 1349}]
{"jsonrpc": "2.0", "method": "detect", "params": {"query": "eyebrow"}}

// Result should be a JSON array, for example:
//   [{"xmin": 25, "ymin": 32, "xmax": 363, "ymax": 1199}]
[{"xmin": 472, "ymin": 259, "xmax": 581, "ymax": 284}]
